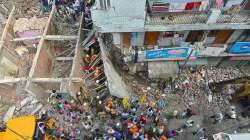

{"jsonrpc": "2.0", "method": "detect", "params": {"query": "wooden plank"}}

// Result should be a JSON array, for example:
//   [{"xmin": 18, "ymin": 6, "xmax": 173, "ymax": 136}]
[
  {"xmin": 44, "ymin": 35, "xmax": 78, "ymax": 41},
  {"xmin": 12, "ymin": 36, "xmax": 41, "ymax": 42},
  {"xmin": 230, "ymin": 56, "xmax": 250, "ymax": 60},
  {"xmin": 122, "ymin": 32, "xmax": 131, "ymax": 47},
  {"xmin": 144, "ymin": 32, "xmax": 159, "ymax": 45},
  {"xmin": 56, "ymin": 57, "xmax": 74, "ymax": 61},
  {"xmin": 213, "ymin": 30, "xmax": 234, "ymax": 44},
  {"xmin": 0, "ymin": 78, "xmax": 21, "ymax": 84}
]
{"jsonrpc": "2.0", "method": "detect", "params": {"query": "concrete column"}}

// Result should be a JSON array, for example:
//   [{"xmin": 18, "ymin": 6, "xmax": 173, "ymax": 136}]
[{"xmin": 206, "ymin": 9, "xmax": 221, "ymax": 24}]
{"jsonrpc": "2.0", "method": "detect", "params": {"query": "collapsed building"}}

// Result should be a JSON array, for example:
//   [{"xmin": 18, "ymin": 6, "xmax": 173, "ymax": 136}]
[{"xmin": 0, "ymin": 5, "xmax": 87, "ymax": 116}]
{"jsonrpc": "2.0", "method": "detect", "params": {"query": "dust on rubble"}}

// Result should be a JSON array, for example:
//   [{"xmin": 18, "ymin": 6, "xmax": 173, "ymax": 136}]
[{"xmin": 2, "ymin": 0, "xmax": 40, "ymax": 17}]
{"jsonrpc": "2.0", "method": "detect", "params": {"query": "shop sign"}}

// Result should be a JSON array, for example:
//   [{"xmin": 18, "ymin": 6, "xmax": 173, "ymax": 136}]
[
  {"xmin": 229, "ymin": 42, "xmax": 250, "ymax": 54},
  {"xmin": 145, "ymin": 47, "xmax": 196, "ymax": 60}
]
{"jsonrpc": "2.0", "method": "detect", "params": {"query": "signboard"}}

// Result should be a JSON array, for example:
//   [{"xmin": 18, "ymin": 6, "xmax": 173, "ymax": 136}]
[
  {"xmin": 229, "ymin": 42, "xmax": 250, "ymax": 54},
  {"xmin": 145, "ymin": 47, "xmax": 196, "ymax": 61}
]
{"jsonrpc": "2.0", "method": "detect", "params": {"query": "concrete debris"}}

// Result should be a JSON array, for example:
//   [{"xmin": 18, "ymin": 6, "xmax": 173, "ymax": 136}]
[
  {"xmin": 31, "ymin": 103, "xmax": 43, "ymax": 115},
  {"xmin": 206, "ymin": 67, "xmax": 245, "ymax": 83},
  {"xmin": 2, "ymin": 0, "xmax": 40, "ymax": 17},
  {"xmin": 15, "ymin": 47, "xmax": 29, "ymax": 56},
  {"xmin": 44, "ymin": 92, "xmax": 85, "ymax": 139},
  {"xmin": 171, "ymin": 66, "xmax": 246, "ymax": 112},
  {"xmin": 14, "ymin": 17, "xmax": 48, "ymax": 33},
  {"xmin": 16, "ymin": 96, "xmax": 34, "ymax": 111}
]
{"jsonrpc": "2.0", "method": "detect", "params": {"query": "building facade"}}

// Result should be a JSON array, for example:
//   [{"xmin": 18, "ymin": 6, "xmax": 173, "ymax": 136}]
[{"xmin": 91, "ymin": 0, "xmax": 250, "ymax": 78}]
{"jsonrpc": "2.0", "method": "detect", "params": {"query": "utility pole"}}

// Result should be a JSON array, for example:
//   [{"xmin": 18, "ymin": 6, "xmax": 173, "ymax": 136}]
[{"xmin": 181, "ymin": 48, "xmax": 195, "ymax": 70}]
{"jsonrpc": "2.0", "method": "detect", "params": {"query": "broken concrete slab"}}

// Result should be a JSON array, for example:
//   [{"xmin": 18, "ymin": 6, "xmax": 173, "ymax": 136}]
[
  {"xmin": 3, "ymin": 105, "xmax": 15, "ymax": 122},
  {"xmin": 16, "ymin": 96, "xmax": 34, "ymax": 111},
  {"xmin": 99, "ymin": 38, "xmax": 131, "ymax": 98},
  {"xmin": 31, "ymin": 103, "xmax": 43, "ymax": 115}
]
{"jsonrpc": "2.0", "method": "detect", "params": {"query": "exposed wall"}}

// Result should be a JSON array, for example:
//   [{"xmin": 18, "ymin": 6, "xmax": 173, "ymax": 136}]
[
  {"xmin": 69, "ymin": 13, "xmax": 85, "ymax": 97},
  {"xmin": 46, "ymin": 19, "xmax": 56, "ymax": 35},
  {"xmin": 0, "ymin": 7, "xmax": 20, "ymax": 77},
  {"xmin": 32, "ymin": 41, "xmax": 53, "ymax": 77},
  {"xmin": 0, "ymin": 84, "xmax": 17, "ymax": 101},
  {"xmin": 25, "ymin": 7, "xmax": 56, "ymax": 98},
  {"xmin": 37, "ymin": 81, "xmax": 61, "ymax": 94}
]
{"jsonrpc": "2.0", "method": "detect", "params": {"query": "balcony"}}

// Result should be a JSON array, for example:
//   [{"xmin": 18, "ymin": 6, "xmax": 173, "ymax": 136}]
[
  {"xmin": 145, "ymin": 9, "xmax": 250, "ymax": 31},
  {"xmin": 146, "ymin": 11, "xmax": 209, "ymax": 25},
  {"xmin": 146, "ymin": 10, "xmax": 250, "ymax": 25},
  {"xmin": 216, "ymin": 10, "xmax": 250, "ymax": 23}
]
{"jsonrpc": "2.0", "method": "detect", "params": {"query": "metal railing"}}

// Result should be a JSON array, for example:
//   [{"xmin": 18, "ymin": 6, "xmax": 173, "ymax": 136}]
[
  {"xmin": 203, "ymin": 43, "xmax": 226, "ymax": 48},
  {"xmin": 146, "ymin": 9, "xmax": 250, "ymax": 25},
  {"xmin": 146, "ymin": 10, "xmax": 209, "ymax": 25},
  {"xmin": 216, "ymin": 10, "xmax": 250, "ymax": 23}
]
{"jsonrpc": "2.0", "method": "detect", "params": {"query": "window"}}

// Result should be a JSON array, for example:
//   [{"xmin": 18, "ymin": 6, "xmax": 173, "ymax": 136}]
[
  {"xmin": 99, "ymin": 0, "xmax": 111, "ymax": 10},
  {"xmin": 151, "ymin": 2, "xmax": 170, "ymax": 13}
]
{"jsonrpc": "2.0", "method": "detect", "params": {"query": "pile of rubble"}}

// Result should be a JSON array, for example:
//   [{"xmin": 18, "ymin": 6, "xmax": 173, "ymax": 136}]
[
  {"xmin": 14, "ymin": 16, "xmax": 48, "ymax": 33},
  {"xmin": 128, "ymin": 66, "xmax": 247, "ymax": 114},
  {"xmin": 207, "ymin": 67, "xmax": 245, "ymax": 83},
  {"xmin": 173, "ymin": 66, "xmax": 246, "ymax": 112},
  {"xmin": 2, "ymin": 0, "xmax": 40, "ymax": 17},
  {"xmin": 3, "ymin": 96, "xmax": 43, "ymax": 122},
  {"xmin": 2, "ymin": 92, "xmax": 89, "ymax": 139},
  {"xmin": 42, "ymin": 92, "xmax": 87, "ymax": 139}
]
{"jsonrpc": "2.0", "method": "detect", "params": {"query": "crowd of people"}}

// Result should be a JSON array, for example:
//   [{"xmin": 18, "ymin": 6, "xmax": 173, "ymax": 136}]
[
  {"xmin": 88, "ymin": 95, "xmax": 209, "ymax": 140},
  {"xmin": 39, "ymin": 0, "xmax": 85, "ymax": 13},
  {"xmin": 35, "ymin": 1, "xmax": 247, "ymax": 139},
  {"xmin": 38, "ymin": 90, "xmax": 189, "ymax": 139}
]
